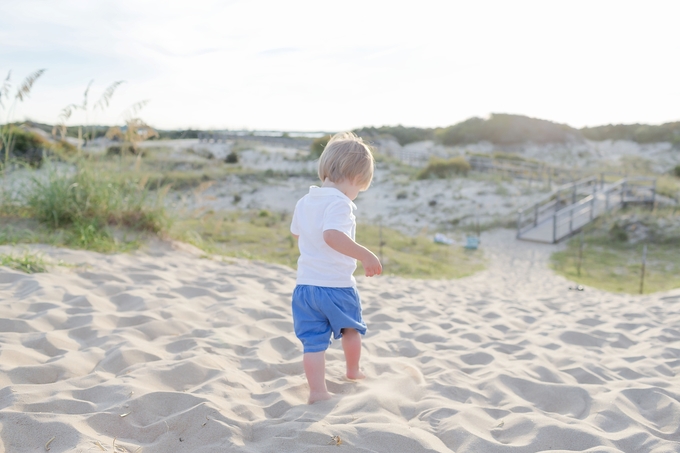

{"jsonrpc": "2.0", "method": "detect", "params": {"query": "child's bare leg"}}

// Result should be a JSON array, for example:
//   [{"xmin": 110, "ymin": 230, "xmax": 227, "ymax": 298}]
[
  {"xmin": 342, "ymin": 328, "xmax": 366, "ymax": 379},
  {"xmin": 303, "ymin": 351, "xmax": 332, "ymax": 404}
]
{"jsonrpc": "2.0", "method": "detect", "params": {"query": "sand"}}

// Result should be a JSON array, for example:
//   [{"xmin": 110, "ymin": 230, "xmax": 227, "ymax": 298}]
[{"xmin": 1, "ymin": 230, "xmax": 678, "ymax": 453}]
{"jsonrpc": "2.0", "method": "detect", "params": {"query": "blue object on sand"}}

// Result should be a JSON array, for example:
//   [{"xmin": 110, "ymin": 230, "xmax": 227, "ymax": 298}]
[{"xmin": 464, "ymin": 235, "xmax": 479, "ymax": 249}]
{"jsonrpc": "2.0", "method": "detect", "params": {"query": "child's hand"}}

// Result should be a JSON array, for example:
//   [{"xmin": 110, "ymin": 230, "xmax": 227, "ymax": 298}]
[{"xmin": 361, "ymin": 252, "xmax": 382, "ymax": 277}]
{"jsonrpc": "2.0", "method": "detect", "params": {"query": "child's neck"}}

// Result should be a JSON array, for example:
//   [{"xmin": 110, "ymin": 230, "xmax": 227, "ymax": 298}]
[{"xmin": 322, "ymin": 178, "xmax": 357, "ymax": 200}]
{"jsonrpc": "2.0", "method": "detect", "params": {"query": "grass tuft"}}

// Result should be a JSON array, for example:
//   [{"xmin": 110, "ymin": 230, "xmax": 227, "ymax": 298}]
[
  {"xmin": 0, "ymin": 251, "xmax": 48, "ymax": 273},
  {"xmin": 417, "ymin": 156, "xmax": 471, "ymax": 179},
  {"xmin": 1, "ymin": 158, "xmax": 170, "ymax": 252}
]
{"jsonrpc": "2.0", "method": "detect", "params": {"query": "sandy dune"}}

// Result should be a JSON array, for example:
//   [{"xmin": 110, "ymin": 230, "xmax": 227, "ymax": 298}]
[{"xmin": 0, "ymin": 231, "xmax": 679, "ymax": 452}]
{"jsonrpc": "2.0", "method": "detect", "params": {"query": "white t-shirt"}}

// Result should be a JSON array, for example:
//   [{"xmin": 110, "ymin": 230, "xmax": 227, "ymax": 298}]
[{"xmin": 290, "ymin": 186, "xmax": 357, "ymax": 288}]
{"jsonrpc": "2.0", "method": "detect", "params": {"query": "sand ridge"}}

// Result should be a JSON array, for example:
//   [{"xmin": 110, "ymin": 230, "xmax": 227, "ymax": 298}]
[{"xmin": 0, "ymin": 231, "xmax": 679, "ymax": 452}]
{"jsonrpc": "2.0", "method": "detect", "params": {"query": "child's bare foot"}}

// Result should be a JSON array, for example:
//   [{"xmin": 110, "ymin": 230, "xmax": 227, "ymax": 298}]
[
  {"xmin": 308, "ymin": 391, "xmax": 333, "ymax": 404},
  {"xmin": 346, "ymin": 369, "xmax": 366, "ymax": 380}
]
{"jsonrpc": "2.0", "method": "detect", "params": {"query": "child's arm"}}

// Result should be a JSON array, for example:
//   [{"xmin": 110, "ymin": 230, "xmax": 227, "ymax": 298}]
[{"xmin": 323, "ymin": 230, "xmax": 382, "ymax": 277}]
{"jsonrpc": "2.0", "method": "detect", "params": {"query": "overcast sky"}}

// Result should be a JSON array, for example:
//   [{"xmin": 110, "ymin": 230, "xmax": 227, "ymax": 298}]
[{"xmin": 1, "ymin": 0, "xmax": 678, "ymax": 131}]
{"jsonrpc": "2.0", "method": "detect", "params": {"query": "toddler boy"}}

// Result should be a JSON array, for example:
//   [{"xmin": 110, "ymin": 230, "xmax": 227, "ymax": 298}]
[{"xmin": 290, "ymin": 132, "xmax": 382, "ymax": 404}]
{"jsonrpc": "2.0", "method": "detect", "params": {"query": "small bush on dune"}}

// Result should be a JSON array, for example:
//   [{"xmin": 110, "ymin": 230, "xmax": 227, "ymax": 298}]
[
  {"xmin": 417, "ymin": 156, "xmax": 471, "ymax": 179},
  {"xmin": 3, "ymin": 126, "xmax": 77, "ymax": 167},
  {"xmin": 225, "ymin": 151, "xmax": 239, "ymax": 163},
  {"xmin": 310, "ymin": 135, "xmax": 331, "ymax": 159},
  {"xmin": 106, "ymin": 144, "xmax": 137, "ymax": 156}
]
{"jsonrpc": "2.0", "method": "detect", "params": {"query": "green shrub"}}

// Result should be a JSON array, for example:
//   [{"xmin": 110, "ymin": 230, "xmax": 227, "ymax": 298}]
[
  {"xmin": 674, "ymin": 165, "xmax": 680, "ymax": 179},
  {"xmin": 310, "ymin": 134, "xmax": 331, "ymax": 159},
  {"xmin": 225, "ymin": 151, "xmax": 239, "ymax": 163},
  {"xmin": 4, "ymin": 126, "xmax": 76, "ymax": 166},
  {"xmin": 106, "ymin": 144, "xmax": 137, "ymax": 156},
  {"xmin": 25, "ymin": 163, "xmax": 168, "ymax": 233},
  {"xmin": 0, "ymin": 252, "xmax": 48, "ymax": 273},
  {"xmin": 417, "ymin": 156, "xmax": 471, "ymax": 179},
  {"xmin": 609, "ymin": 223, "xmax": 628, "ymax": 242}
]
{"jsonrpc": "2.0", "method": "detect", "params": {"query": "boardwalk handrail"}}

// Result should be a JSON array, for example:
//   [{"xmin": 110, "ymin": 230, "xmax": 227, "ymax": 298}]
[
  {"xmin": 518, "ymin": 176, "xmax": 656, "ymax": 243},
  {"xmin": 516, "ymin": 176, "xmax": 599, "ymax": 237},
  {"xmin": 517, "ymin": 176, "xmax": 599, "ymax": 216},
  {"xmin": 551, "ymin": 194, "xmax": 597, "ymax": 242}
]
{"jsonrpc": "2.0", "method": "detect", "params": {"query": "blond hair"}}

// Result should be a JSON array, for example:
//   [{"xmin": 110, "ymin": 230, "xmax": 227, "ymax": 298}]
[{"xmin": 318, "ymin": 132, "xmax": 374, "ymax": 189}]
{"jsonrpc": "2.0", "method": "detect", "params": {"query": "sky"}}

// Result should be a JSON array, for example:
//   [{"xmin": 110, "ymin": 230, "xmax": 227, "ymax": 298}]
[{"xmin": 1, "ymin": 0, "xmax": 679, "ymax": 131}]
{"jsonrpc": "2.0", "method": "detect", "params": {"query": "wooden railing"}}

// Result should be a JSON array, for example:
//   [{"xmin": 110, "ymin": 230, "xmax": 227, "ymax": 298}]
[
  {"xmin": 516, "ymin": 176, "xmax": 600, "ymax": 237},
  {"xmin": 517, "ymin": 177, "xmax": 656, "ymax": 243}
]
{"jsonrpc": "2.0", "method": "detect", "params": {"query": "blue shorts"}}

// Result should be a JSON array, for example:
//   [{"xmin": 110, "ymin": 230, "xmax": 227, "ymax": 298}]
[{"xmin": 292, "ymin": 285, "xmax": 366, "ymax": 353}]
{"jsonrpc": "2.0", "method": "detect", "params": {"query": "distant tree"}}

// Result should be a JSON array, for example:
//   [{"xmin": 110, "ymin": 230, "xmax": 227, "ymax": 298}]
[
  {"xmin": 354, "ymin": 125, "xmax": 434, "ymax": 146},
  {"xmin": 436, "ymin": 114, "xmax": 580, "ymax": 146},
  {"xmin": 581, "ymin": 122, "xmax": 680, "ymax": 144}
]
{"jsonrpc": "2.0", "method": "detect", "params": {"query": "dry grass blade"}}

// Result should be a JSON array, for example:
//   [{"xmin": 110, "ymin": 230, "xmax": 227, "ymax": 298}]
[
  {"xmin": 0, "ymin": 70, "xmax": 11, "ymax": 107},
  {"xmin": 94, "ymin": 440, "xmax": 106, "ymax": 451},
  {"xmin": 45, "ymin": 436, "xmax": 55, "ymax": 450},
  {"xmin": 124, "ymin": 100, "xmax": 150, "ymax": 119},
  {"xmin": 95, "ymin": 80, "xmax": 125, "ymax": 110},
  {"xmin": 16, "ymin": 69, "xmax": 46, "ymax": 101},
  {"xmin": 328, "ymin": 435, "xmax": 342, "ymax": 446},
  {"xmin": 137, "ymin": 175, "xmax": 149, "ymax": 190},
  {"xmin": 193, "ymin": 181, "xmax": 215, "ymax": 197},
  {"xmin": 120, "ymin": 411, "xmax": 131, "ymax": 418},
  {"xmin": 81, "ymin": 79, "xmax": 94, "ymax": 109},
  {"xmin": 54, "ymin": 104, "xmax": 77, "ymax": 139}
]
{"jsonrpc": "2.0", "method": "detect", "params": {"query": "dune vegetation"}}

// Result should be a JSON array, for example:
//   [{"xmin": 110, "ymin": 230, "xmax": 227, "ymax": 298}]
[
  {"xmin": 551, "ymin": 207, "xmax": 680, "ymax": 294},
  {"xmin": 171, "ymin": 209, "xmax": 485, "ymax": 279}
]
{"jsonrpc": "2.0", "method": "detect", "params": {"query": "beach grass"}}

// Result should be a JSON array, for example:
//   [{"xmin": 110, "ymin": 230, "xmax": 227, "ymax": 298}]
[
  {"xmin": 0, "ymin": 251, "xmax": 48, "ymax": 273},
  {"xmin": 0, "ymin": 157, "xmax": 170, "ymax": 252},
  {"xmin": 171, "ymin": 210, "xmax": 486, "ymax": 279},
  {"xmin": 551, "ymin": 240, "xmax": 680, "ymax": 294},
  {"xmin": 551, "ymin": 207, "xmax": 680, "ymax": 294}
]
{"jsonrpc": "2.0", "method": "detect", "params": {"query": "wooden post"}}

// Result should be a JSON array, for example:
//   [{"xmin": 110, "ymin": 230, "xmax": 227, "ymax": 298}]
[
  {"xmin": 534, "ymin": 203, "xmax": 539, "ymax": 226},
  {"xmin": 577, "ymin": 231, "xmax": 584, "ymax": 277},
  {"xmin": 639, "ymin": 244, "xmax": 647, "ymax": 294},
  {"xmin": 620, "ymin": 182, "xmax": 625, "ymax": 206},
  {"xmin": 552, "ymin": 212, "xmax": 557, "ymax": 243},
  {"xmin": 589, "ymin": 196, "xmax": 595, "ymax": 221},
  {"xmin": 572, "ymin": 184, "xmax": 577, "ymax": 204}
]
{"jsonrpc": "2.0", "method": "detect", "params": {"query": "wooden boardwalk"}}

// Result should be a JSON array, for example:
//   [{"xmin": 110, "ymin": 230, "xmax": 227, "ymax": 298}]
[{"xmin": 517, "ymin": 177, "xmax": 656, "ymax": 243}]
